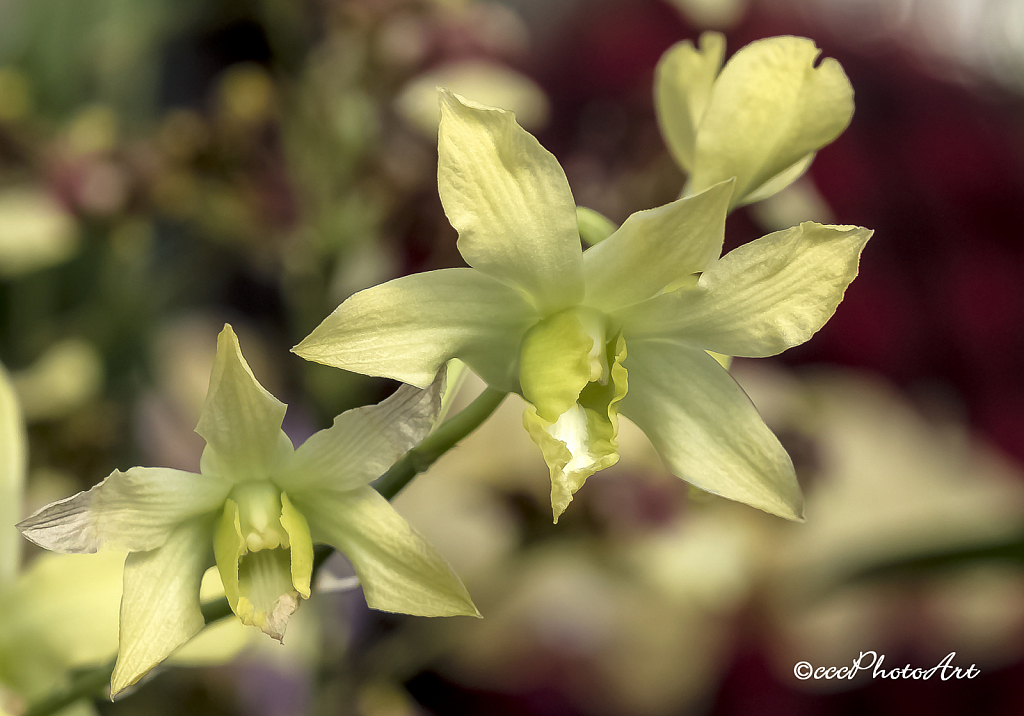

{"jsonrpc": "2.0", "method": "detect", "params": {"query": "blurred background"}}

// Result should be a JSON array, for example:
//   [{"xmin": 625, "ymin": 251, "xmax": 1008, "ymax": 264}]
[{"xmin": 3, "ymin": 0, "xmax": 1024, "ymax": 714}]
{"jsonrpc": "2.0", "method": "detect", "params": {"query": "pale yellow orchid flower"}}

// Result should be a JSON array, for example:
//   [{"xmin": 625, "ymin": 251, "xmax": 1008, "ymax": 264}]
[
  {"xmin": 294, "ymin": 90, "xmax": 871, "ymax": 523},
  {"xmin": 19, "ymin": 325, "xmax": 476, "ymax": 696},
  {"xmin": 655, "ymin": 32, "xmax": 854, "ymax": 208}
]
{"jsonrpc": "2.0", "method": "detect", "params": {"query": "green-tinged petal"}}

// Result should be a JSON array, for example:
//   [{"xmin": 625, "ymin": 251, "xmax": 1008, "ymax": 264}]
[
  {"xmin": 708, "ymin": 351, "xmax": 732, "ymax": 369},
  {"xmin": 618, "ymin": 223, "xmax": 871, "ymax": 357},
  {"xmin": 294, "ymin": 268, "xmax": 535, "ymax": 392},
  {"xmin": 438, "ymin": 89, "xmax": 584, "ymax": 312},
  {"xmin": 654, "ymin": 32, "xmax": 725, "ymax": 173},
  {"xmin": 620, "ymin": 340, "xmax": 802, "ymax": 519},
  {"xmin": 687, "ymin": 36, "xmax": 854, "ymax": 206},
  {"xmin": 280, "ymin": 493, "xmax": 313, "ymax": 599},
  {"xmin": 214, "ymin": 499, "xmax": 244, "ymax": 613},
  {"xmin": 740, "ymin": 152, "xmax": 814, "ymax": 205},
  {"xmin": 293, "ymin": 486, "xmax": 479, "ymax": 617},
  {"xmin": 17, "ymin": 466, "xmax": 230, "ymax": 554},
  {"xmin": 196, "ymin": 325, "xmax": 289, "ymax": 483},
  {"xmin": 439, "ymin": 358, "xmax": 469, "ymax": 423},
  {"xmin": 278, "ymin": 371, "xmax": 444, "ymax": 494},
  {"xmin": 576, "ymin": 206, "xmax": 617, "ymax": 247},
  {"xmin": 523, "ymin": 334, "xmax": 627, "ymax": 521},
  {"xmin": 0, "ymin": 362, "xmax": 25, "ymax": 583},
  {"xmin": 518, "ymin": 309, "xmax": 597, "ymax": 423},
  {"xmin": 111, "ymin": 515, "xmax": 214, "ymax": 696},
  {"xmin": 582, "ymin": 180, "xmax": 732, "ymax": 312}
]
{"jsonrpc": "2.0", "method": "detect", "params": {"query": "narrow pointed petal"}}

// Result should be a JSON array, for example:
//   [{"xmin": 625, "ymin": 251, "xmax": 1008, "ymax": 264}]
[
  {"xmin": 688, "ymin": 36, "xmax": 854, "ymax": 206},
  {"xmin": 280, "ymin": 493, "xmax": 313, "ymax": 599},
  {"xmin": 618, "ymin": 223, "xmax": 871, "ymax": 357},
  {"xmin": 278, "ymin": 371, "xmax": 444, "ymax": 493},
  {"xmin": 293, "ymin": 486, "xmax": 479, "ymax": 617},
  {"xmin": 111, "ymin": 516, "xmax": 215, "ymax": 696},
  {"xmin": 17, "ymin": 466, "xmax": 230, "ymax": 553},
  {"xmin": 655, "ymin": 32, "xmax": 726, "ymax": 173},
  {"xmin": 621, "ymin": 340, "xmax": 802, "ymax": 520},
  {"xmin": 294, "ymin": 268, "xmax": 535, "ymax": 392},
  {"xmin": 196, "ymin": 325, "xmax": 289, "ymax": 482},
  {"xmin": 0, "ymin": 362, "xmax": 25, "ymax": 583},
  {"xmin": 518, "ymin": 309, "xmax": 595, "ymax": 423},
  {"xmin": 438, "ymin": 90, "xmax": 584, "ymax": 313},
  {"xmin": 582, "ymin": 180, "xmax": 732, "ymax": 312}
]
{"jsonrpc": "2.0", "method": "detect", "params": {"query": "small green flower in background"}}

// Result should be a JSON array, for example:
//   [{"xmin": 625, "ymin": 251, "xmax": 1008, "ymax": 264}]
[
  {"xmin": 19, "ymin": 325, "xmax": 477, "ymax": 696},
  {"xmin": 656, "ymin": 32, "xmax": 854, "ymax": 209},
  {"xmin": 294, "ymin": 89, "xmax": 872, "ymax": 523}
]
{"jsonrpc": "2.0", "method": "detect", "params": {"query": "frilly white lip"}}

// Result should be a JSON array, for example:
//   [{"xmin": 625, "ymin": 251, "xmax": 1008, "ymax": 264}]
[{"xmin": 548, "ymin": 404, "xmax": 598, "ymax": 475}]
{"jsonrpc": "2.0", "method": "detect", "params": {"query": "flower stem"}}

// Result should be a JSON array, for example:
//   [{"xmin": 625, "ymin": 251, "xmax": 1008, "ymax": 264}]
[
  {"xmin": 22, "ymin": 661, "xmax": 114, "ymax": 716},
  {"xmin": 374, "ymin": 386, "xmax": 507, "ymax": 500},
  {"xmin": 21, "ymin": 386, "xmax": 507, "ymax": 716}
]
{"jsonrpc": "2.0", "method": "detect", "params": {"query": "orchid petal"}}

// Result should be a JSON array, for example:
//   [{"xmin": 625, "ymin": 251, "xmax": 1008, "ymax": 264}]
[
  {"xmin": 582, "ymin": 180, "xmax": 732, "ymax": 312},
  {"xmin": 213, "ymin": 499, "xmax": 243, "ymax": 620},
  {"xmin": 621, "ymin": 340, "xmax": 802, "ymax": 520},
  {"xmin": 0, "ymin": 363, "xmax": 25, "ymax": 583},
  {"xmin": 280, "ymin": 493, "xmax": 313, "ymax": 600},
  {"xmin": 619, "ymin": 223, "xmax": 871, "ymax": 357},
  {"xmin": 196, "ymin": 325, "xmax": 289, "ymax": 483},
  {"xmin": 518, "ymin": 309, "xmax": 595, "ymax": 423},
  {"xmin": 686, "ymin": 36, "xmax": 854, "ymax": 206},
  {"xmin": 17, "ymin": 467, "xmax": 230, "ymax": 554},
  {"xmin": 294, "ymin": 268, "xmax": 535, "ymax": 391},
  {"xmin": 654, "ymin": 32, "xmax": 725, "ymax": 172},
  {"xmin": 278, "ymin": 371, "xmax": 444, "ymax": 493},
  {"xmin": 111, "ymin": 516, "xmax": 214, "ymax": 696},
  {"xmin": 293, "ymin": 486, "xmax": 479, "ymax": 617},
  {"xmin": 740, "ymin": 152, "xmax": 814, "ymax": 205},
  {"xmin": 438, "ymin": 89, "xmax": 584, "ymax": 313}
]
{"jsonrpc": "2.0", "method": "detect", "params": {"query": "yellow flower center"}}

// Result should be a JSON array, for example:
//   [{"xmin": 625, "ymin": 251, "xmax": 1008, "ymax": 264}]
[{"xmin": 214, "ymin": 482, "xmax": 313, "ymax": 640}]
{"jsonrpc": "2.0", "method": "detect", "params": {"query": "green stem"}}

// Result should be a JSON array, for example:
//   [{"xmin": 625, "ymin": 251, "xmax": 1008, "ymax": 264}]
[
  {"xmin": 374, "ymin": 386, "xmax": 506, "ymax": 500},
  {"xmin": 23, "ymin": 598, "xmax": 237, "ymax": 716},
  {"xmin": 21, "ymin": 386, "xmax": 507, "ymax": 716},
  {"xmin": 22, "ymin": 661, "xmax": 114, "ymax": 716}
]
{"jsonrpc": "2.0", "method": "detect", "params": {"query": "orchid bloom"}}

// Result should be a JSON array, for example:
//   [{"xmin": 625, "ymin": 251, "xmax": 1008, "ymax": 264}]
[
  {"xmin": 1, "ymin": 360, "xmax": 244, "ymax": 715},
  {"xmin": 655, "ymin": 32, "xmax": 854, "ymax": 209},
  {"xmin": 18, "ymin": 325, "xmax": 477, "ymax": 696},
  {"xmin": 294, "ymin": 90, "xmax": 872, "ymax": 523}
]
